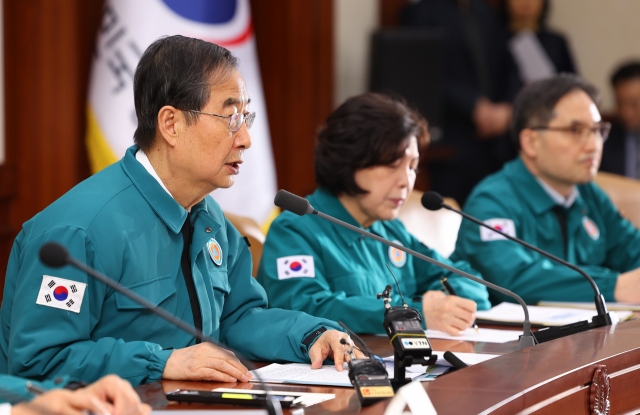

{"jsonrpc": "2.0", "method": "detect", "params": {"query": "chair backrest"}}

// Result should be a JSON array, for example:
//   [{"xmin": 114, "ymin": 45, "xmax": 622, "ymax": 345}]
[
  {"xmin": 594, "ymin": 172, "xmax": 640, "ymax": 228},
  {"xmin": 224, "ymin": 212, "xmax": 266, "ymax": 277},
  {"xmin": 397, "ymin": 190, "xmax": 462, "ymax": 258}
]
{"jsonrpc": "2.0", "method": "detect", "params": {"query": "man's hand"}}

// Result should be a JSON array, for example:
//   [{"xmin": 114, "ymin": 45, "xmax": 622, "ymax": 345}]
[
  {"xmin": 13, "ymin": 375, "xmax": 151, "ymax": 415},
  {"xmin": 422, "ymin": 290, "xmax": 477, "ymax": 335},
  {"xmin": 309, "ymin": 330, "xmax": 364, "ymax": 372},
  {"xmin": 615, "ymin": 268, "xmax": 640, "ymax": 302},
  {"xmin": 473, "ymin": 98, "xmax": 512, "ymax": 139},
  {"xmin": 163, "ymin": 342, "xmax": 253, "ymax": 382}
]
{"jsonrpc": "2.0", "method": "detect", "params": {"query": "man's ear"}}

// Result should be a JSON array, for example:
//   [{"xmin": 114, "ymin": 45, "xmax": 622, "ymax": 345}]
[
  {"xmin": 156, "ymin": 106, "xmax": 182, "ymax": 147},
  {"xmin": 519, "ymin": 128, "xmax": 539, "ymax": 159}
]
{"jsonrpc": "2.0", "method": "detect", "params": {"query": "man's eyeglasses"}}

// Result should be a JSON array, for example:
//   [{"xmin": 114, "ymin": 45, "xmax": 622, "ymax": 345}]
[
  {"xmin": 529, "ymin": 122, "xmax": 612, "ymax": 143},
  {"xmin": 179, "ymin": 109, "xmax": 256, "ymax": 132}
]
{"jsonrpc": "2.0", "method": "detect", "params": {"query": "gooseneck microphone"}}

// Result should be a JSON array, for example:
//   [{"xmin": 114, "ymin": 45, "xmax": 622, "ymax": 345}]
[
  {"xmin": 39, "ymin": 242, "xmax": 283, "ymax": 415},
  {"xmin": 421, "ymin": 191, "xmax": 618, "ymax": 342},
  {"xmin": 274, "ymin": 190, "xmax": 536, "ymax": 349}
]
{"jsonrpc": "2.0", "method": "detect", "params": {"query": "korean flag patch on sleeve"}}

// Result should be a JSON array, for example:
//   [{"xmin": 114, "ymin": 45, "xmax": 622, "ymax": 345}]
[
  {"xmin": 276, "ymin": 255, "xmax": 315, "ymax": 280},
  {"xmin": 36, "ymin": 275, "xmax": 87, "ymax": 313},
  {"xmin": 480, "ymin": 218, "xmax": 516, "ymax": 241}
]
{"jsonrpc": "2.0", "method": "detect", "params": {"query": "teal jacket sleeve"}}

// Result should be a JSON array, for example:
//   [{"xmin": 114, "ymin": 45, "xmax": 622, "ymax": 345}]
[
  {"xmin": 4, "ymin": 227, "xmax": 172, "ymax": 385},
  {"xmin": 220, "ymin": 220, "xmax": 344, "ymax": 361},
  {"xmin": 257, "ymin": 218, "xmax": 390, "ymax": 335},
  {"xmin": 452, "ymin": 188, "xmax": 621, "ymax": 304},
  {"xmin": 591, "ymin": 186, "xmax": 640, "ymax": 274},
  {"xmin": 0, "ymin": 375, "xmax": 67, "ymax": 404},
  {"xmin": 407, "ymin": 235, "xmax": 491, "ymax": 310}
]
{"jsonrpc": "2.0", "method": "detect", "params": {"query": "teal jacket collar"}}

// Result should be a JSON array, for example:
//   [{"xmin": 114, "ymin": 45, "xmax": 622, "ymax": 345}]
[
  {"xmin": 309, "ymin": 187, "xmax": 386, "ymax": 245},
  {"xmin": 505, "ymin": 157, "xmax": 587, "ymax": 215},
  {"xmin": 121, "ymin": 145, "xmax": 215, "ymax": 235}
]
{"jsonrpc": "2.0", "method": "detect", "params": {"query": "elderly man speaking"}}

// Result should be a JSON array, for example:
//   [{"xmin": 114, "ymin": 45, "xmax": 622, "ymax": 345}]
[{"xmin": 0, "ymin": 35, "xmax": 351, "ymax": 386}]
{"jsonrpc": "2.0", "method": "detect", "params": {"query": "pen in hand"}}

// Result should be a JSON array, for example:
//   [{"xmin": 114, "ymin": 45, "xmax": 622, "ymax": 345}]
[
  {"xmin": 440, "ymin": 277, "xmax": 479, "ymax": 333},
  {"xmin": 26, "ymin": 381, "xmax": 47, "ymax": 396}
]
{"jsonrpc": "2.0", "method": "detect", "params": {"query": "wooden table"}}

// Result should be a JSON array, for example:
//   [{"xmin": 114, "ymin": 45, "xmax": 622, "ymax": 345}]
[{"xmin": 138, "ymin": 319, "xmax": 640, "ymax": 414}]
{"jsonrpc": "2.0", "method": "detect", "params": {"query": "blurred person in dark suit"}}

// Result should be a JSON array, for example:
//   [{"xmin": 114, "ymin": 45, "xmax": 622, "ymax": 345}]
[
  {"xmin": 400, "ymin": 0, "xmax": 520, "ymax": 205},
  {"xmin": 601, "ymin": 62, "xmax": 640, "ymax": 178},
  {"xmin": 501, "ymin": 0, "xmax": 576, "ymax": 84}
]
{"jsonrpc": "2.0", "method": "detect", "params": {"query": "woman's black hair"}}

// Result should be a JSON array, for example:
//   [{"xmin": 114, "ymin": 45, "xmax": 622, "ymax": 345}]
[{"xmin": 315, "ymin": 93, "xmax": 429, "ymax": 196}]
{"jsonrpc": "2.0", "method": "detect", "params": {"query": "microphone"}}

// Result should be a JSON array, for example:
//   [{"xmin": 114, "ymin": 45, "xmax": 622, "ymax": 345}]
[
  {"xmin": 442, "ymin": 351, "xmax": 468, "ymax": 369},
  {"xmin": 39, "ymin": 242, "xmax": 283, "ymax": 415},
  {"xmin": 421, "ymin": 191, "xmax": 618, "ymax": 342},
  {"xmin": 274, "ymin": 190, "xmax": 536, "ymax": 349}
]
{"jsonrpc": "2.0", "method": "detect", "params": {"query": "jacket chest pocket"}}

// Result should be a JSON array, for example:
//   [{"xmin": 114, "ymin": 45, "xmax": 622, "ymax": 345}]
[
  {"xmin": 115, "ymin": 274, "xmax": 176, "ymax": 309},
  {"xmin": 209, "ymin": 269, "xmax": 231, "ymax": 322},
  {"xmin": 331, "ymin": 272, "xmax": 374, "ymax": 296}
]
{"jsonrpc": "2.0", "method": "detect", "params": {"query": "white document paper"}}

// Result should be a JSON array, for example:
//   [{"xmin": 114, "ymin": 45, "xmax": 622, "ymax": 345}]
[
  {"xmin": 250, "ymin": 362, "xmax": 423, "ymax": 387},
  {"xmin": 405, "ymin": 364, "xmax": 450, "ymax": 382},
  {"xmin": 476, "ymin": 302, "xmax": 632, "ymax": 326},
  {"xmin": 538, "ymin": 301, "xmax": 640, "ymax": 312},
  {"xmin": 425, "ymin": 327, "xmax": 522, "ymax": 343}
]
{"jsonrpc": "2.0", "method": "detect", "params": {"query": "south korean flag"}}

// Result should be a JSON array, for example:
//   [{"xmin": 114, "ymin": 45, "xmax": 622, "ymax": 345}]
[
  {"xmin": 36, "ymin": 275, "xmax": 87, "ymax": 313},
  {"xmin": 276, "ymin": 255, "xmax": 315, "ymax": 280}
]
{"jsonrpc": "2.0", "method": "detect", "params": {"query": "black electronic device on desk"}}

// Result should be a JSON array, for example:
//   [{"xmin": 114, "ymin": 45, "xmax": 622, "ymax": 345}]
[
  {"xmin": 377, "ymin": 266, "xmax": 436, "ymax": 390},
  {"xmin": 166, "ymin": 389, "xmax": 299, "ymax": 407},
  {"xmin": 339, "ymin": 322, "xmax": 394, "ymax": 406}
]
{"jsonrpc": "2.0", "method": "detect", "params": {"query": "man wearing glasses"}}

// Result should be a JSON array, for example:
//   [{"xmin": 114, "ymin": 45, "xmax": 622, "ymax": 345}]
[
  {"xmin": 452, "ymin": 74, "xmax": 640, "ymax": 305},
  {"xmin": 0, "ymin": 35, "xmax": 354, "ymax": 386}
]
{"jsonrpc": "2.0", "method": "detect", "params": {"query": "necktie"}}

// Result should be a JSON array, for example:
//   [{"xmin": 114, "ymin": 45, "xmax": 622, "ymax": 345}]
[
  {"xmin": 181, "ymin": 211, "xmax": 203, "ymax": 343},
  {"xmin": 551, "ymin": 205, "xmax": 568, "ymax": 257}
]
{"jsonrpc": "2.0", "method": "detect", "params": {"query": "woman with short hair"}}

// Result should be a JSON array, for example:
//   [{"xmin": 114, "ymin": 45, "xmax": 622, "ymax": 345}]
[{"xmin": 257, "ymin": 93, "xmax": 490, "ymax": 335}]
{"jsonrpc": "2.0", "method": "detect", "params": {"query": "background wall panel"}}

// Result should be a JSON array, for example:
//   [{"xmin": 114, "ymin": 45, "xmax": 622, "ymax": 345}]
[
  {"xmin": 251, "ymin": 0, "xmax": 333, "ymax": 199},
  {"xmin": 1, "ymin": 0, "xmax": 103, "ymax": 285}
]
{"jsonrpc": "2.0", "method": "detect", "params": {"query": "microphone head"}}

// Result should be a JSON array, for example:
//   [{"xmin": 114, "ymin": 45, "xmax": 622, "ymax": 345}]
[
  {"xmin": 39, "ymin": 242, "xmax": 70, "ymax": 268},
  {"xmin": 421, "ymin": 191, "xmax": 444, "ymax": 211},
  {"xmin": 274, "ymin": 190, "xmax": 314, "ymax": 216}
]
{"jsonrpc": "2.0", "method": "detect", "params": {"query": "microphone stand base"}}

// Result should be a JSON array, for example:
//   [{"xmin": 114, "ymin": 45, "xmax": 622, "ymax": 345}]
[
  {"xmin": 534, "ymin": 313, "xmax": 618, "ymax": 343},
  {"xmin": 591, "ymin": 311, "xmax": 619, "ymax": 328},
  {"xmin": 391, "ymin": 353, "xmax": 438, "ymax": 391},
  {"xmin": 518, "ymin": 334, "xmax": 537, "ymax": 349},
  {"xmin": 391, "ymin": 377, "xmax": 412, "ymax": 391}
]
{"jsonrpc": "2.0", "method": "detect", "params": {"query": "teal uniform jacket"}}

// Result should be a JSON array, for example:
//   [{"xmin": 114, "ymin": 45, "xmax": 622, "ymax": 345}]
[
  {"xmin": 0, "ymin": 146, "xmax": 341, "ymax": 385},
  {"xmin": 0, "ymin": 375, "xmax": 65, "ymax": 404},
  {"xmin": 257, "ymin": 188, "xmax": 490, "ymax": 334},
  {"xmin": 452, "ymin": 157, "xmax": 640, "ymax": 305}
]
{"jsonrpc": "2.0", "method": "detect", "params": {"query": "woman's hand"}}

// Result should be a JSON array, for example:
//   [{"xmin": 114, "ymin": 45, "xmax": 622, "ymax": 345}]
[{"xmin": 422, "ymin": 290, "xmax": 477, "ymax": 335}]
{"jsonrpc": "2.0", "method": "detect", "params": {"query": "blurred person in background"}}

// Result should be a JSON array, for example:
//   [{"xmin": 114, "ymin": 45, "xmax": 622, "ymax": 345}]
[
  {"xmin": 400, "ymin": 0, "xmax": 520, "ymax": 206},
  {"xmin": 600, "ymin": 62, "xmax": 640, "ymax": 178},
  {"xmin": 501, "ymin": 0, "xmax": 576, "ymax": 84},
  {"xmin": 258, "ymin": 93, "xmax": 490, "ymax": 336}
]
